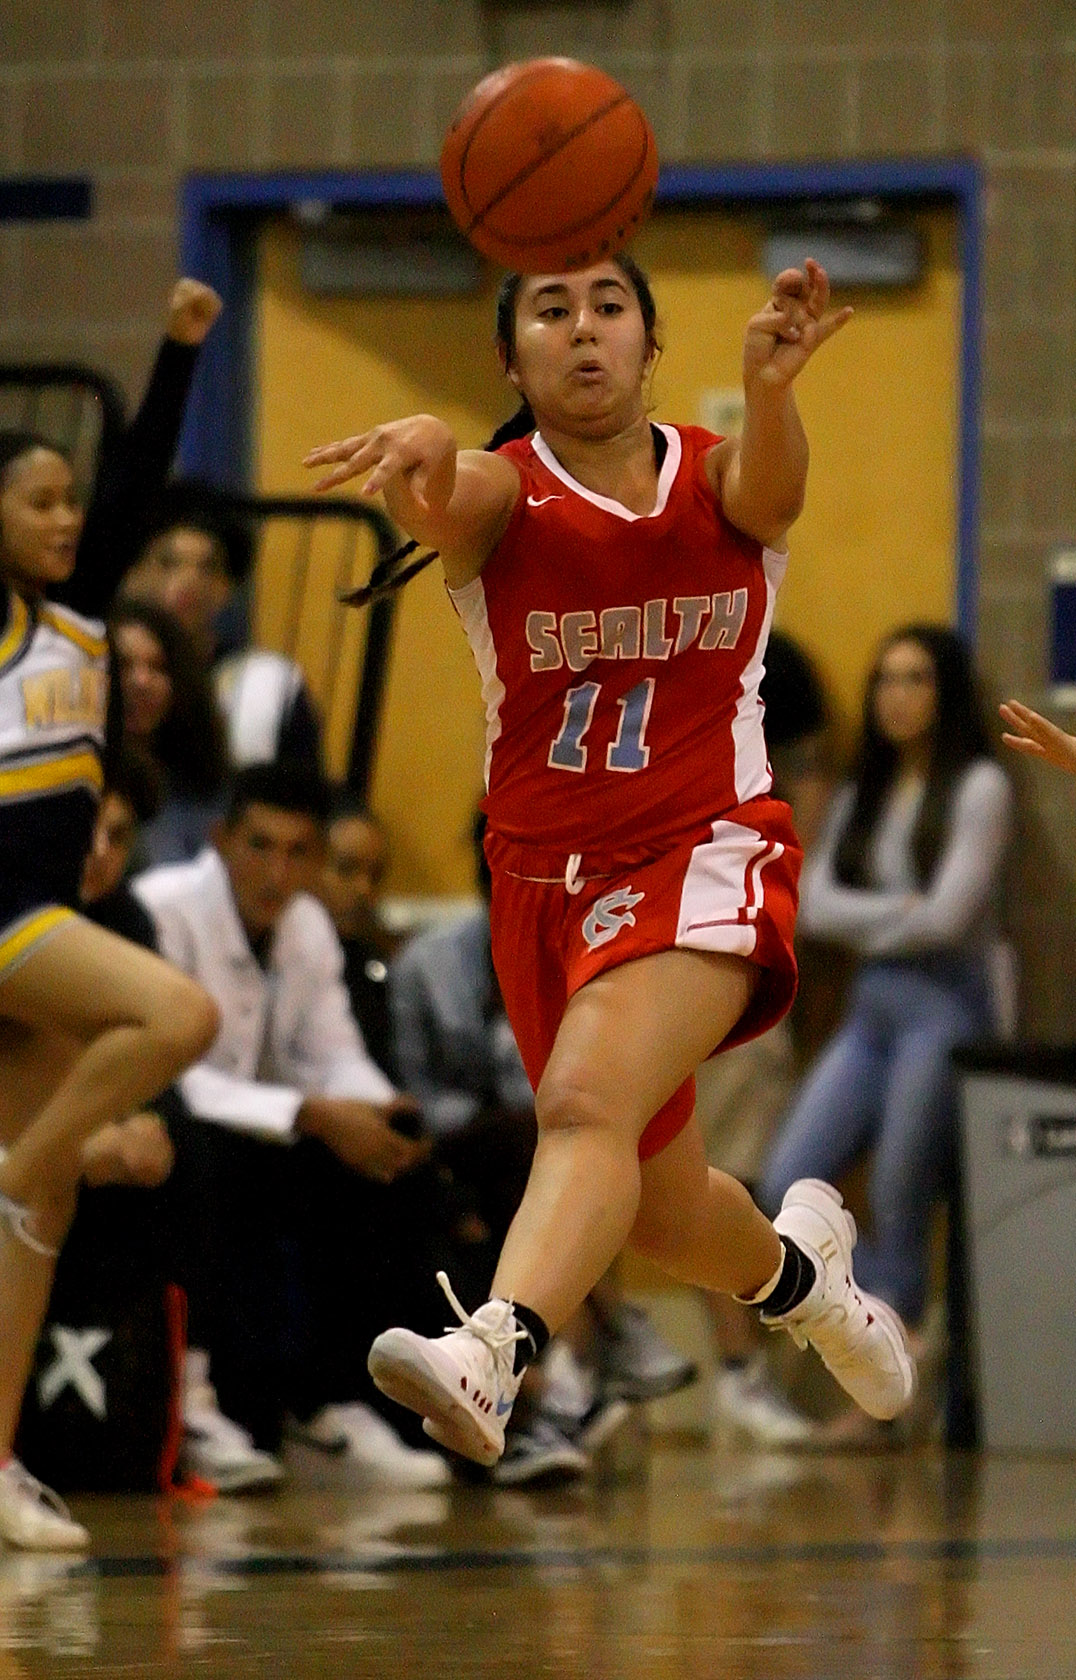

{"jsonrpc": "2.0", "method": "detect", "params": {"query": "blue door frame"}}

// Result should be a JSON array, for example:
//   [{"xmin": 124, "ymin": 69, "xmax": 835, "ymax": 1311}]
[{"xmin": 179, "ymin": 157, "xmax": 982, "ymax": 635}]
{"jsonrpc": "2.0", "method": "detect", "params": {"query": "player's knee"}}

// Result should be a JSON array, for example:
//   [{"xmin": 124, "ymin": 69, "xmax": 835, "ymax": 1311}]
[
  {"xmin": 535, "ymin": 1071, "xmax": 622, "ymax": 1138},
  {"xmin": 150, "ymin": 976, "xmax": 219, "ymax": 1069}
]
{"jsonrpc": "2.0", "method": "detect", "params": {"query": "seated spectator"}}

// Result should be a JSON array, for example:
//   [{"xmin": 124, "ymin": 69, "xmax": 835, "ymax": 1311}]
[
  {"xmin": 320, "ymin": 796, "xmax": 399, "ymax": 1079},
  {"xmin": 133, "ymin": 761, "xmax": 456, "ymax": 1490},
  {"xmin": 759, "ymin": 625, "xmax": 1012, "ymax": 1440},
  {"xmin": 110, "ymin": 598, "xmax": 229, "ymax": 866},
  {"xmin": 390, "ymin": 812, "xmax": 696, "ymax": 1484},
  {"xmin": 123, "ymin": 479, "xmax": 322, "ymax": 769}
]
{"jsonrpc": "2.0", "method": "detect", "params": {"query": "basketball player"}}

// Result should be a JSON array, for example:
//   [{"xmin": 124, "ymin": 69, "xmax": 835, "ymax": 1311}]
[{"xmin": 304, "ymin": 255, "xmax": 917, "ymax": 1466}]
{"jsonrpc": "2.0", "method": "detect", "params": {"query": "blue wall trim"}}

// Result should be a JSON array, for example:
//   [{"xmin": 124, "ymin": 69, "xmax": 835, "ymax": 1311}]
[{"xmin": 180, "ymin": 157, "xmax": 982, "ymax": 637}]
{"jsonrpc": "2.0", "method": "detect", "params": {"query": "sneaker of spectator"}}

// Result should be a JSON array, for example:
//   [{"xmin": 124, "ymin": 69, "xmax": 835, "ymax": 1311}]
[
  {"xmin": 597, "ymin": 1302, "xmax": 698, "ymax": 1402},
  {"xmin": 492, "ymin": 1413, "xmax": 588, "ymax": 1487},
  {"xmin": 538, "ymin": 1339, "xmax": 633, "ymax": 1459},
  {"xmin": 182, "ymin": 1352, "xmax": 283, "ymax": 1494},
  {"xmin": 287, "ymin": 1403, "xmax": 450, "ymax": 1488},
  {"xmin": 710, "ymin": 1354, "xmax": 815, "ymax": 1449}
]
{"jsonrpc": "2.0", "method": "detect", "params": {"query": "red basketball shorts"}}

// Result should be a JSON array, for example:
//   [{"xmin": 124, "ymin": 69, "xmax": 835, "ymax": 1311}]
[{"xmin": 486, "ymin": 795, "xmax": 801, "ymax": 1161}]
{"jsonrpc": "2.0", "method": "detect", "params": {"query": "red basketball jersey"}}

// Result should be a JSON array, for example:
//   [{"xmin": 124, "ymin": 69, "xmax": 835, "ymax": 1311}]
[{"xmin": 449, "ymin": 424, "xmax": 787, "ymax": 853}]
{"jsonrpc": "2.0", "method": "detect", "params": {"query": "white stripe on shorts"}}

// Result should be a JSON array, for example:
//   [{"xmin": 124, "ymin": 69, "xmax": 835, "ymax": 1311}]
[{"xmin": 674, "ymin": 819, "xmax": 785, "ymax": 956}]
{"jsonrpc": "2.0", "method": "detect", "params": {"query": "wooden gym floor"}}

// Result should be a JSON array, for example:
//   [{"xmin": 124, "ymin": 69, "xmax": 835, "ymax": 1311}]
[{"xmin": 3, "ymin": 1433, "xmax": 1076, "ymax": 1680}]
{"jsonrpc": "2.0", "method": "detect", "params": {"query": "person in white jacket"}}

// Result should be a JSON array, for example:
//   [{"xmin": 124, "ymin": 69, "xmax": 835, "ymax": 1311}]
[{"xmin": 133, "ymin": 759, "xmax": 449, "ymax": 1491}]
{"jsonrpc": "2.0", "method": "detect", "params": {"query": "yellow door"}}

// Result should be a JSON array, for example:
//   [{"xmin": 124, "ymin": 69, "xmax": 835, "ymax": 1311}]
[{"xmin": 254, "ymin": 207, "xmax": 959, "ymax": 897}]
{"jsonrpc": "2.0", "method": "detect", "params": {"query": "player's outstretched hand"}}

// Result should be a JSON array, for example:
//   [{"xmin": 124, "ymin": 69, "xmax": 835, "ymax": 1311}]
[
  {"xmin": 1000, "ymin": 699, "xmax": 1076, "ymax": 775},
  {"xmin": 743, "ymin": 258, "xmax": 853, "ymax": 391},
  {"xmin": 167, "ymin": 278, "xmax": 223, "ymax": 346},
  {"xmin": 304, "ymin": 414, "xmax": 457, "ymax": 511}
]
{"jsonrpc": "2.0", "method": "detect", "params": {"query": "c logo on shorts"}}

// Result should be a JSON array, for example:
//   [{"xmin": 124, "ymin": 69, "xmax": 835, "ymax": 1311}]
[{"xmin": 582, "ymin": 887, "xmax": 645, "ymax": 950}]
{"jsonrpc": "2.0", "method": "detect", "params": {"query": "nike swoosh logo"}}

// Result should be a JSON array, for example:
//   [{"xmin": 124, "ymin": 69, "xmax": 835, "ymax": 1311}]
[
  {"xmin": 495, "ymin": 1395, "xmax": 514, "ymax": 1416},
  {"xmin": 527, "ymin": 494, "xmax": 562, "ymax": 507}
]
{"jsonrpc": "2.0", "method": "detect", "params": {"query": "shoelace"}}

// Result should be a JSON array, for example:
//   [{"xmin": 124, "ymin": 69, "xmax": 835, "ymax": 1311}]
[
  {"xmin": 436, "ymin": 1271, "xmax": 527, "ymax": 1357},
  {"xmin": 3, "ymin": 1460, "xmax": 76, "ymax": 1522}
]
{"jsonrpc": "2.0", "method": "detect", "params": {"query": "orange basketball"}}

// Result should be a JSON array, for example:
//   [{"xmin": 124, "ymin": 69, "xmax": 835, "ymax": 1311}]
[{"xmin": 440, "ymin": 57, "xmax": 658, "ymax": 274}]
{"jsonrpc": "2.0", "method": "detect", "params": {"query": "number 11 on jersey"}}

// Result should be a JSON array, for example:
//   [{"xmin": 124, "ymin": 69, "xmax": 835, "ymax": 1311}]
[{"xmin": 548, "ymin": 678, "xmax": 655, "ymax": 773}]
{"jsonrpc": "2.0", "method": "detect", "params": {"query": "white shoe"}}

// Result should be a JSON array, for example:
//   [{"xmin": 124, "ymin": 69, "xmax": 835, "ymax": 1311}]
[
  {"xmin": 762, "ymin": 1179, "xmax": 916, "ymax": 1421},
  {"xmin": 0, "ymin": 1460, "xmax": 88, "ymax": 1551},
  {"xmin": 284, "ymin": 1408, "xmax": 349, "ymax": 1453},
  {"xmin": 319, "ymin": 1403, "xmax": 450, "ymax": 1488},
  {"xmin": 368, "ymin": 1272, "xmax": 526, "ymax": 1467},
  {"xmin": 711, "ymin": 1356, "xmax": 815, "ymax": 1448},
  {"xmin": 183, "ymin": 1394, "xmax": 284, "ymax": 1493}
]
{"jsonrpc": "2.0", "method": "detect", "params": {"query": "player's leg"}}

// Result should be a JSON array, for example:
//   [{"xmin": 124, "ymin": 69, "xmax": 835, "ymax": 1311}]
[
  {"xmin": 0, "ymin": 915, "xmax": 217, "ymax": 1203},
  {"xmin": 630, "ymin": 1110, "xmax": 915, "ymax": 1427},
  {"xmin": 0, "ymin": 917, "xmax": 216, "ymax": 1547},
  {"xmin": 369, "ymin": 938, "xmax": 915, "ymax": 1461},
  {"xmin": 491, "ymin": 946, "xmax": 764, "ymax": 1326},
  {"xmin": 369, "ymin": 946, "xmax": 762, "ymax": 1462},
  {"xmin": 630, "ymin": 1117, "xmax": 779, "ymax": 1291}
]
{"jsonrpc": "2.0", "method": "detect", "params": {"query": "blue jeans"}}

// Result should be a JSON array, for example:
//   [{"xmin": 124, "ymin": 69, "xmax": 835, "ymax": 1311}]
[{"xmin": 758, "ymin": 956, "xmax": 992, "ymax": 1324}]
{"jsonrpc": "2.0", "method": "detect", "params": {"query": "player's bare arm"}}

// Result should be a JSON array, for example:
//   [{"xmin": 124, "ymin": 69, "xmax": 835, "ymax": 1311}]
[
  {"xmin": 708, "ymin": 259, "xmax": 853, "ymax": 549},
  {"xmin": 1000, "ymin": 699, "xmax": 1076, "ymax": 775},
  {"xmin": 304, "ymin": 416, "xmax": 519, "ymax": 588}
]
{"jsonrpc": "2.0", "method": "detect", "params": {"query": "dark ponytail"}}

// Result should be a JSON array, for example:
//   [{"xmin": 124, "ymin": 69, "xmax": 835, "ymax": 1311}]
[{"xmin": 339, "ymin": 399, "xmax": 535, "ymax": 609}]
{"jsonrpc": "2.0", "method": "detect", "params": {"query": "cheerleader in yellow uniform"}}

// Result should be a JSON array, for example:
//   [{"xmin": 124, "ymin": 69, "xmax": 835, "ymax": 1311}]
[{"xmin": 0, "ymin": 283, "xmax": 223, "ymax": 1550}]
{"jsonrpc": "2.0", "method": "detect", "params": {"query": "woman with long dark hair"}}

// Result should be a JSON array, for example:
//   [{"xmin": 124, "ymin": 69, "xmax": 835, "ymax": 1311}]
[
  {"xmin": 760, "ymin": 625, "xmax": 1012, "ymax": 1356},
  {"xmin": 303, "ymin": 253, "xmax": 916, "ymax": 1470},
  {"xmin": 110, "ymin": 597, "xmax": 229, "ymax": 866}
]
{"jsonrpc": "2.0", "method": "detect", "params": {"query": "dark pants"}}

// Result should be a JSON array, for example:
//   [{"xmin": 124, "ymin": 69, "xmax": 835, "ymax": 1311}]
[{"xmin": 170, "ymin": 1122, "xmax": 492, "ymax": 1452}]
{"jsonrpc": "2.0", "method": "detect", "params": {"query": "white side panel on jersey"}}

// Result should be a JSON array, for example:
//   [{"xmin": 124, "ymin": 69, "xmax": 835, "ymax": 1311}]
[
  {"xmin": 448, "ymin": 577, "xmax": 505, "ymax": 789},
  {"xmin": 674, "ymin": 817, "xmax": 786, "ymax": 958},
  {"xmin": 730, "ymin": 545, "xmax": 788, "ymax": 806}
]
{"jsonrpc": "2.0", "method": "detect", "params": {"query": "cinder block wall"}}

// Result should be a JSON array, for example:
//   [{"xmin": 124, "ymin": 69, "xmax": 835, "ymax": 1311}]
[{"xmin": 3, "ymin": 0, "xmax": 1075, "ymax": 1034}]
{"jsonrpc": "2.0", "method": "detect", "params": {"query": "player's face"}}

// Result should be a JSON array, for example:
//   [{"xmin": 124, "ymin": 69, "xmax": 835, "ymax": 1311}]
[
  {"xmin": 872, "ymin": 638, "xmax": 938, "ymax": 748},
  {"xmin": 0, "ymin": 447, "xmax": 83, "ymax": 591},
  {"xmin": 114, "ymin": 621, "xmax": 174, "ymax": 740},
  {"xmin": 126, "ymin": 526, "xmax": 233, "ymax": 640},
  {"xmin": 217, "ymin": 802, "xmax": 324, "ymax": 937},
  {"xmin": 509, "ymin": 264, "xmax": 652, "ymax": 432}
]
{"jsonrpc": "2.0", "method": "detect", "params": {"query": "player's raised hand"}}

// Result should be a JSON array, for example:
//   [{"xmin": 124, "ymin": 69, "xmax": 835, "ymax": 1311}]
[
  {"xmin": 1000, "ymin": 699, "xmax": 1076, "ymax": 776},
  {"xmin": 166, "ymin": 278, "xmax": 223, "ymax": 346},
  {"xmin": 743, "ymin": 259, "xmax": 853, "ymax": 391},
  {"xmin": 304, "ymin": 414, "xmax": 458, "ymax": 511}
]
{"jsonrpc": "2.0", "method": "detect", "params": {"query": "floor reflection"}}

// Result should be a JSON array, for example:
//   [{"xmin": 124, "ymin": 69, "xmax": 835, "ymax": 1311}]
[{"xmin": 0, "ymin": 1443, "xmax": 1074, "ymax": 1678}]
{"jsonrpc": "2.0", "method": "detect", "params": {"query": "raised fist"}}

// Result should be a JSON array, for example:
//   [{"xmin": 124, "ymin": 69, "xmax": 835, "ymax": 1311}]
[{"xmin": 167, "ymin": 278, "xmax": 223, "ymax": 346}]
